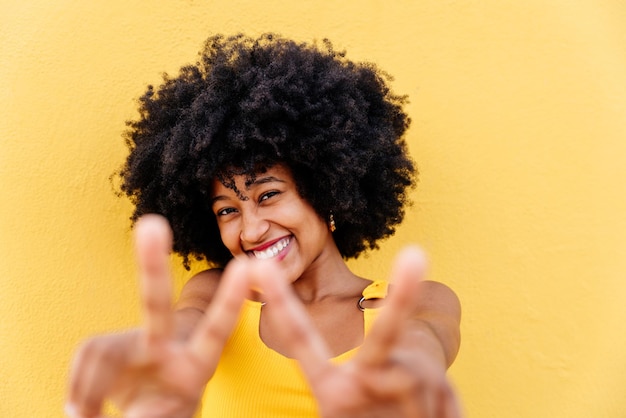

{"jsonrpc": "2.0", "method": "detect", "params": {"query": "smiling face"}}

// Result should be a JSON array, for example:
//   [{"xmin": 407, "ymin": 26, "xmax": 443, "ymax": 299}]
[{"xmin": 210, "ymin": 164, "xmax": 336, "ymax": 282}]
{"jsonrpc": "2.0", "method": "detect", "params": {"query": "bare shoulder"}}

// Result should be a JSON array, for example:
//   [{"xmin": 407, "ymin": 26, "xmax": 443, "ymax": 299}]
[
  {"xmin": 175, "ymin": 268, "xmax": 224, "ymax": 313},
  {"xmin": 414, "ymin": 280, "xmax": 461, "ymax": 321}
]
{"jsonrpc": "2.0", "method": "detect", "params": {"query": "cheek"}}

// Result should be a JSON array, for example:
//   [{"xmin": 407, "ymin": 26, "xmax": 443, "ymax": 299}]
[{"xmin": 218, "ymin": 222, "xmax": 240, "ymax": 251}]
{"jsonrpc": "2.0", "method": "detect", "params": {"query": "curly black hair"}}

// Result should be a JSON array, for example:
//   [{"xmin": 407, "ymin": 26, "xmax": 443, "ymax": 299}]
[{"xmin": 119, "ymin": 33, "xmax": 415, "ymax": 268}]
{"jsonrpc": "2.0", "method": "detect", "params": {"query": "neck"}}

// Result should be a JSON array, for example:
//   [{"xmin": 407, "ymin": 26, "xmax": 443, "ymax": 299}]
[{"xmin": 291, "ymin": 245, "xmax": 364, "ymax": 304}]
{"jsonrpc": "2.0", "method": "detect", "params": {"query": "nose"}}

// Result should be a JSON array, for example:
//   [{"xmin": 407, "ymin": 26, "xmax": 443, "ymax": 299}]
[{"xmin": 240, "ymin": 209, "xmax": 270, "ymax": 245}]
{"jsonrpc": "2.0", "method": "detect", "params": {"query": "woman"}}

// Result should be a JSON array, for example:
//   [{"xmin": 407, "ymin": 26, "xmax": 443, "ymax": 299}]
[{"xmin": 66, "ymin": 33, "xmax": 462, "ymax": 418}]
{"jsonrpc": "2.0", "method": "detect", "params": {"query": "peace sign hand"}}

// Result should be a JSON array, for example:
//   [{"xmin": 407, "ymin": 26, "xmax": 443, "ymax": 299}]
[
  {"xmin": 250, "ymin": 247, "xmax": 462, "ymax": 418},
  {"xmin": 66, "ymin": 215, "xmax": 248, "ymax": 418}
]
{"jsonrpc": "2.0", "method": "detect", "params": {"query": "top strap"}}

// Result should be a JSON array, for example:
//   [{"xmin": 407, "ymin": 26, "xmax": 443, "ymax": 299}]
[
  {"xmin": 358, "ymin": 280, "xmax": 388, "ymax": 311},
  {"xmin": 361, "ymin": 280, "xmax": 388, "ymax": 301}
]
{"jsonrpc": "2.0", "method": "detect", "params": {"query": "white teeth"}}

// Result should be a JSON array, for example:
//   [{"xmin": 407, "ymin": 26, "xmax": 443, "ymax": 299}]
[{"xmin": 253, "ymin": 238, "xmax": 290, "ymax": 259}]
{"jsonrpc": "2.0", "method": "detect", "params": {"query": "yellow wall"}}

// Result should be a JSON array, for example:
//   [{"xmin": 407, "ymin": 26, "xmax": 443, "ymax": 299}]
[{"xmin": 2, "ymin": 1, "xmax": 625, "ymax": 417}]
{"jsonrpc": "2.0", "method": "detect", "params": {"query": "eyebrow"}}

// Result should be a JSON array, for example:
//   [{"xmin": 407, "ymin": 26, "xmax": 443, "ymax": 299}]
[
  {"xmin": 210, "ymin": 175, "xmax": 286, "ymax": 205},
  {"xmin": 248, "ymin": 175, "xmax": 286, "ymax": 187}
]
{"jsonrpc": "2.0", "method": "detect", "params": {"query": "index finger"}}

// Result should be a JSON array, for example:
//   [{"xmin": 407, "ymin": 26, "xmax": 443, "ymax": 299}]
[
  {"xmin": 186, "ymin": 258, "xmax": 252, "ymax": 375},
  {"xmin": 134, "ymin": 214, "xmax": 174, "ymax": 341},
  {"xmin": 248, "ymin": 259, "xmax": 333, "ymax": 381},
  {"xmin": 355, "ymin": 246, "xmax": 428, "ymax": 367}
]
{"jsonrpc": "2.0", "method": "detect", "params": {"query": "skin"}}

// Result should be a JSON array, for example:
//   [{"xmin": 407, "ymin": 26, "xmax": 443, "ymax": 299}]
[
  {"xmin": 66, "ymin": 165, "xmax": 462, "ymax": 418},
  {"xmin": 210, "ymin": 164, "xmax": 369, "ymax": 357}
]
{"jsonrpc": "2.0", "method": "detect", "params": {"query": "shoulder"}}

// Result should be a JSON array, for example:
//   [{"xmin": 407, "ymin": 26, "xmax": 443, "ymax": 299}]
[
  {"xmin": 412, "ymin": 280, "xmax": 461, "ymax": 320},
  {"xmin": 175, "ymin": 268, "xmax": 224, "ymax": 313}
]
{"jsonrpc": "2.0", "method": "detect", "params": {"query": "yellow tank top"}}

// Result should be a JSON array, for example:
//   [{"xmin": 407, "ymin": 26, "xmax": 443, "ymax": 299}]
[{"xmin": 201, "ymin": 280, "xmax": 388, "ymax": 417}]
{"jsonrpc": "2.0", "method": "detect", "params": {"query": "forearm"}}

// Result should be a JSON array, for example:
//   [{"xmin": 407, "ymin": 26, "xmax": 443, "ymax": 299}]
[
  {"xmin": 173, "ymin": 268, "xmax": 223, "ymax": 340},
  {"xmin": 399, "ymin": 316, "xmax": 460, "ymax": 369},
  {"xmin": 174, "ymin": 307, "xmax": 206, "ymax": 340}
]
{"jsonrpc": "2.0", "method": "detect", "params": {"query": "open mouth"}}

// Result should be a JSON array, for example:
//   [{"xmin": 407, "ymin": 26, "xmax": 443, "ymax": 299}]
[{"xmin": 251, "ymin": 237, "xmax": 291, "ymax": 260}]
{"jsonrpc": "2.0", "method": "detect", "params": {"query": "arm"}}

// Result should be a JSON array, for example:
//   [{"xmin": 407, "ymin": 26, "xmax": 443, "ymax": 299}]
[
  {"xmin": 173, "ymin": 269, "xmax": 222, "ymax": 340},
  {"xmin": 66, "ymin": 216, "xmax": 246, "ymax": 418},
  {"xmin": 242, "ymin": 246, "xmax": 464, "ymax": 418},
  {"xmin": 402, "ymin": 280, "xmax": 462, "ymax": 369}
]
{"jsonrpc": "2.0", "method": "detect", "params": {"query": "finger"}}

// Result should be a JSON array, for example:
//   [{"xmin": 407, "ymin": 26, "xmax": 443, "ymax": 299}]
[
  {"xmin": 135, "ymin": 214, "xmax": 174, "ymax": 341},
  {"xmin": 441, "ymin": 384, "xmax": 463, "ymax": 418},
  {"xmin": 425, "ymin": 381, "xmax": 463, "ymax": 418},
  {"xmin": 67, "ymin": 341, "xmax": 104, "ymax": 418},
  {"xmin": 357, "ymin": 364, "xmax": 462, "ymax": 418},
  {"xmin": 358, "ymin": 365, "xmax": 431, "ymax": 416},
  {"xmin": 356, "ymin": 246, "xmax": 428, "ymax": 367},
  {"xmin": 74, "ymin": 360, "xmax": 122, "ymax": 418},
  {"xmin": 67, "ymin": 334, "xmax": 135, "ymax": 418},
  {"xmin": 249, "ymin": 259, "xmax": 333, "ymax": 381},
  {"xmin": 186, "ymin": 258, "xmax": 252, "ymax": 378}
]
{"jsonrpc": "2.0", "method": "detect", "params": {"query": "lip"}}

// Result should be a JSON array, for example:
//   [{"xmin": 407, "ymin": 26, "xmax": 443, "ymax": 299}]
[
  {"xmin": 245, "ymin": 235, "xmax": 292, "ymax": 261},
  {"xmin": 245, "ymin": 235, "xmax": 292, "ymax": 252}
]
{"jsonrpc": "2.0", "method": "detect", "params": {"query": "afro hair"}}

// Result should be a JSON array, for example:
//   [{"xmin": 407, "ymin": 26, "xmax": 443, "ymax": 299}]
[{"xmin": 119, "ymin": 33, "xmax": 416, "ymax": 268}]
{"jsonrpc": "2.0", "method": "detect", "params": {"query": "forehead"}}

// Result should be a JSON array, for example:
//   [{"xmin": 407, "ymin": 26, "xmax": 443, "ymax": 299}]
[{"xmin": 210, "ymin": 164, "xmax": 294, "ymax": 196}]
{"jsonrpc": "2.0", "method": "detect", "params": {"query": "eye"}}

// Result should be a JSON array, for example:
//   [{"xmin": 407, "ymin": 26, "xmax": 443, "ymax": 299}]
[
  {"xmin": 259, "ymin": 190, "xmax": 280, "ymax": 202},
  {"xmin": 216, "ymin": 207, "xmax": 237, "ymax": 216}
]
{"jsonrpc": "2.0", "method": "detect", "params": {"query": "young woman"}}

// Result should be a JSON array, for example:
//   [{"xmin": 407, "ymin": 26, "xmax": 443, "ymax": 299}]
[{"xmin": 66, "ymin": 33, "xmax": 462, "ymax": 418}]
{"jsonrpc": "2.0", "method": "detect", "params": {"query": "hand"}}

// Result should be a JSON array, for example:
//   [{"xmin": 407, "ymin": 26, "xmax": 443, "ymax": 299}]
[
  {"xmin": 250, "ymin": 247, "xmax": 463, "ymax": 418},
  {"xmin": 65, "ymin": 215, "xmax": 249, "ymax": 418}
]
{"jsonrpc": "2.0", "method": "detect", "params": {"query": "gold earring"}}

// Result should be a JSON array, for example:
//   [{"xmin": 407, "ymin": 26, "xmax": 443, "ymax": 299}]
[{"xmin": 329, "ymin": 212, "xmax": 336, "ymax": 232}]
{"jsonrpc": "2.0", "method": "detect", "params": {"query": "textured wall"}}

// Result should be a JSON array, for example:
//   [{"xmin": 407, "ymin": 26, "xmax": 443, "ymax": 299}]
[{"xmin": 1, "ymin": 1, "xmax": 625, "ymax": 417}]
